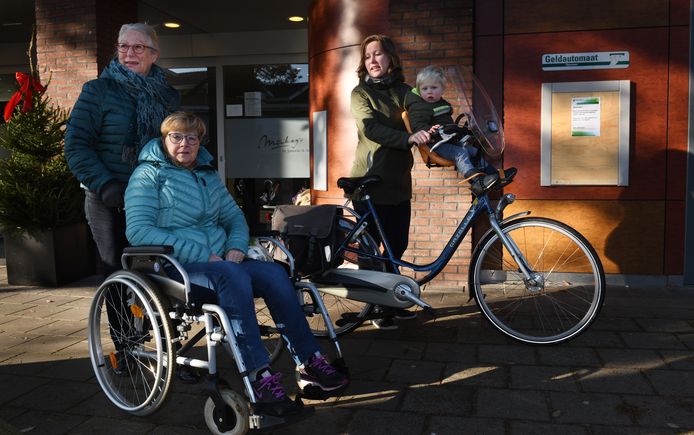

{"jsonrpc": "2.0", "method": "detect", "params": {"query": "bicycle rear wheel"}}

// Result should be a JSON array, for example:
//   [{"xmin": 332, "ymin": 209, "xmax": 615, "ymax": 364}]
[
  {"xmin": 470, "ymin": 217, "xmax": 605, "ymax": 345},
  {"xmin": 307, "ymin": 217, "xmax": 384, "ymax": 336}
]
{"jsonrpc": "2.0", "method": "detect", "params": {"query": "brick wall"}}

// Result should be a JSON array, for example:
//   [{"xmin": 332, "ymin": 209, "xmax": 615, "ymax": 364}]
[
  {"xmin": 34, "ymin": 0, "xmax": 136, "ymax": 110},
  {"xmin": 390, "ymin": 0, "xmax": 475, "ymax": 287}
]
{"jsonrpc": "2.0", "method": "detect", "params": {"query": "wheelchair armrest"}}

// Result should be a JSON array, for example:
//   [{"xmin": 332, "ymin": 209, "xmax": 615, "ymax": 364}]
[
  {"xmin": 254, "ymin": 236, "xmax": 297, "ymax": 278},
  {"xmin": 250, "ymin": 230, "xmax": 280, "ymax": 238},
  {"xmin": 123, "ymin": 245, "xmax": 174, "ymax": 255},
  {"xmin": 121, "ymin": 246, "xmax": 194, "ymax": 306}
]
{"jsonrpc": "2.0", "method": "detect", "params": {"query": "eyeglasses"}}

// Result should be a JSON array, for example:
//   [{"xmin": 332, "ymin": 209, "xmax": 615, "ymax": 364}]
[
  {"xmin": 116, "ymin": 43, "xmax": 157, "ymax": 54},
  {"xmin": 167, "ymin": 132, "xmax": 200, "ymax": 145}
]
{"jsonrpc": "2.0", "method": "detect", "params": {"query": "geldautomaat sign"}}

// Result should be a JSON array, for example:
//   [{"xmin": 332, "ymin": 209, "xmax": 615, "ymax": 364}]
[{"xmin": 542, "ymin": 51, "xmax": 629, "ymax": 71}]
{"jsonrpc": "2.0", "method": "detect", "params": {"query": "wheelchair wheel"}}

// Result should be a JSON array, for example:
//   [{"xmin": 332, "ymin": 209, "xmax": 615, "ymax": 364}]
[
  {"xmin": 254, "ymin": 299, "xmax": 284, "ymax": 364},
  {"xmin": 88, "ymin": 271, "xmax": 175, "ymax": 416},
  {"xmin": 204, "ymin": 388, "xmax": 250, "ymax": 435},
  {"xmin": 470, "ymin": 217, "xmax": 605, "ymax": 345}
]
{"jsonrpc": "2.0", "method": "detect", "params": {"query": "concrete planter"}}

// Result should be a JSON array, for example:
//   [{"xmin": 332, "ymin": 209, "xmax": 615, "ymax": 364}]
[{"xmin": 5, "ymin": 222, "xmax": 93, "ymax": 286}]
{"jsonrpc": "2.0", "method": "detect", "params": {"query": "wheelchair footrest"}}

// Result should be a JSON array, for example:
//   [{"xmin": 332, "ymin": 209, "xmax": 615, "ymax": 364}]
[
  {"xmin": 250, "ymin": 400, "xmax": 314, "ymax": 431},
  {"xmin": 298, "ymin": 383, "xmax": 349, "ymax": 401}
]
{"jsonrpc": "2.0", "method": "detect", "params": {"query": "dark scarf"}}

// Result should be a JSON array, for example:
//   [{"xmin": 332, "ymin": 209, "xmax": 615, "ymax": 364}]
[
  {"xmin": 103, "ymin": 58, "xmax": 179, "ymax": 165},
  {"xmin": 364, "ymin": 68, "xmax": 404, "ymax": 89}
]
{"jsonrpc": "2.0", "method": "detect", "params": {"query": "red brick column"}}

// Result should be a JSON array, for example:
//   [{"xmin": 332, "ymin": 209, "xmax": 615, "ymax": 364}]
[
  {"xmin": 34, "ymin": 0, "xmax": 136, "ymax": 109},
  {"xmin": 391, "ymin": 0, "xmax": 474, "ymax": 286}
]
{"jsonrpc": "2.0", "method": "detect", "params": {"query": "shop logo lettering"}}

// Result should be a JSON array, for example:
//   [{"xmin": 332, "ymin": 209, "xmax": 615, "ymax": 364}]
[{"xmin": 258, "ymin": 135, "xmax": 305, "ymax": 152}]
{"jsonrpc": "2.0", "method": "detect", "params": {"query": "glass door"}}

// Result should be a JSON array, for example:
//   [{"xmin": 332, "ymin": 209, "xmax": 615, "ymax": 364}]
[{"xmin": 222, "ymin": 63, "xmax": 310, "ymax": 233}]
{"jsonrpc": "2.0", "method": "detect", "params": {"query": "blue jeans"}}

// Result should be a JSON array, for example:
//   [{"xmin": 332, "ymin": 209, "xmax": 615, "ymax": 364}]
[
  {"xmin": 433, "ymin": 143, "xmax": 489, "ymax": 178},
  {"xmin": 182, "ymin": 259, "xmax": 320, "ymax": 373}
]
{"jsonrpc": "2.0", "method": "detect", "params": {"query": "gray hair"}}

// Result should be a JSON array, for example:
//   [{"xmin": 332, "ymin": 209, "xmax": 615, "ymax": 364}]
[
  {"xmin": 118, "ymin": 23, "xmax": 159, "ymax": 50},
  {"xmin": 416, "ymin": 65, "xmax": 447, "ymax": 90}
]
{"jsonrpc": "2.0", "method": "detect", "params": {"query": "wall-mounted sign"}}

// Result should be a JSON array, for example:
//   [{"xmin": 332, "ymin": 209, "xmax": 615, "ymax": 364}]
[
  {"xmin": 542, "ymin": 51, "xmax": 629, "ymax": 71},
  {"xmin": 226, "ymin": 118, "xmax": 309, "ymax": 178},
  {"xmin": 541, "ymin": 80, "xmax": 631, "ymax": 186},
  {"xmin": 244, "ymin": 91, "xmax": 262, "ymax": 116},
  {"xmin": 571, "ymin": 97, "xmax": 601, "ymax": 137}
]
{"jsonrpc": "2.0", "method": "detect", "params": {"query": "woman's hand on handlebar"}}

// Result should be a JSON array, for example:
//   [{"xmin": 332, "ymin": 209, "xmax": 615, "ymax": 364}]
[{"xmin": 408, "ymin": 129, "xmax": 431, "ymax": 147}]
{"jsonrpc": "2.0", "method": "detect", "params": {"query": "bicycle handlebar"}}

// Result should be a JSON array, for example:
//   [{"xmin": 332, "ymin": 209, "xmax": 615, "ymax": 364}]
[{"xmin": 428, "ymin": 124, "xmax": 473, "ymax": 154}]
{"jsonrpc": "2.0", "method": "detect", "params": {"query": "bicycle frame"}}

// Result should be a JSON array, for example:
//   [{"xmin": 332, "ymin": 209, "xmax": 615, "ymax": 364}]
[{"xmin": 337, "ymin": 192, "xmax": 533, "ymax": 286}]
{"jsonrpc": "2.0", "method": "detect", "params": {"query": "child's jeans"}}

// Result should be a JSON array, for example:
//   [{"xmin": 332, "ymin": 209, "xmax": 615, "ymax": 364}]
[{"xmin": 431, "ymin": 142, "xmax": 491, "ymax": 178}]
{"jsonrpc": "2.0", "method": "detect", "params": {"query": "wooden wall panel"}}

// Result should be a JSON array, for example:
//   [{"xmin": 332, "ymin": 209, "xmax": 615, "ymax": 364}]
[
  {"xmin": 667, "ymin": 26, "xmax": 689, "ymax": 201},
  {"xmin": 505, "ymin": 200, "xmax": 665, "ymax": 274},
  {"xmin": 505, "ymin": 0, "xmax": 669, "ymax": 34},
  {"xmin": 503, "ymin": 28, "xmax": 670, "ymax": 200},
  {"xmin": 474, "ymin": 0, "xmax": 502, "ymax": 36},
  {"xmin": 671, "ymin": 0, "xmax": 691, "ymax": 26},
  {"xmin": 474, "ymin": 35, "xmax": 503, "ymax": 114},
  {"xmin": 665, "ymin": 200, "xmax": 685, "ymax": 275}
]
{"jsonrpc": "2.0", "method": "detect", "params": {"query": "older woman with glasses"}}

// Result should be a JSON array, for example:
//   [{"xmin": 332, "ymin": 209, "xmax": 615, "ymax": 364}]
[
  {"xmin": 64, "ymin": 22, "xmax": 180, "ymax": 278},
  {"xmin": 125, "ymin": 111, "xmax": 349, "ymax": 417}
]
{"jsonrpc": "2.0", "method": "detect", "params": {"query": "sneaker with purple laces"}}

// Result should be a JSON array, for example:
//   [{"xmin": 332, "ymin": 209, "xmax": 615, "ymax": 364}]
[
  {"xmin": 251, "ymin": 370, "xmax": 301, "ymax": 417},
  {"xmin": 298, "ymin": 354, "xmax": 349, "ymax": 392}
]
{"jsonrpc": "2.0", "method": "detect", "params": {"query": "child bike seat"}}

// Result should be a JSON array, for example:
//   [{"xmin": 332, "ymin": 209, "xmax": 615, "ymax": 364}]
[
  {"xmin": 401, "ymin": 111, "xmax": 456, "ymax": 168},
  {"xmin": 417, "ymin": 145, "xmax": 456, "ymax": 168}
]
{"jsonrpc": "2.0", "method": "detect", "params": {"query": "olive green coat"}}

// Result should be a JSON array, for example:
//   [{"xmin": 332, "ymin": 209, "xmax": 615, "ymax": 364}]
[{"xmin": 349, "ymin": 80, "xmax": 429, "ymax": 204}]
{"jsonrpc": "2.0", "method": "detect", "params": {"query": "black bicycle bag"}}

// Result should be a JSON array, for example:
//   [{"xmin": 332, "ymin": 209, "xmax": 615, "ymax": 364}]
[{"xmin": 271, "ymin": 204, "xmax": 344, "ymax": 277}]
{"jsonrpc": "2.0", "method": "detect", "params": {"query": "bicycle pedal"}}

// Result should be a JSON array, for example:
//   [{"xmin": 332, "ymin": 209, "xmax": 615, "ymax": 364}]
[
  {"xmin": 421, "ymin": 306, "xmax": 437, "ymax": 319},
  {"xmin": 335, "ymin": 312, "xmax": 359, "ymax": 327}
]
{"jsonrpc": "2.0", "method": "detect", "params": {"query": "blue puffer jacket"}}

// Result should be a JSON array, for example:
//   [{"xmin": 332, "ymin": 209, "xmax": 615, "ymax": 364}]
[
  {"xmin": 64, "ymin": 66, "xmax": 180, "ymax": 194},
  {"xmin": 124, "ymin": 138, "xmax": 249, "ymax": 264}
]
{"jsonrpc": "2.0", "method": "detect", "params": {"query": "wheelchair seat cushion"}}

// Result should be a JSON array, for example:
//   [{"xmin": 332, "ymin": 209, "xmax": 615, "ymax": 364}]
[
  {"xmin": 160, "ymin": 265, "xmax": 219, "ymax": 305},
  {"xmin": 188, "ymin": 282, "xmax": 218, "ymax": 305}
]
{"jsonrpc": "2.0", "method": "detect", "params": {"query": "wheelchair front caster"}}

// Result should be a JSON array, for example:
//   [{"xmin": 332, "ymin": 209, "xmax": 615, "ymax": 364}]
[{"xmin": 204, "ymin": 388, "xmax": 250, "ymax": 435}]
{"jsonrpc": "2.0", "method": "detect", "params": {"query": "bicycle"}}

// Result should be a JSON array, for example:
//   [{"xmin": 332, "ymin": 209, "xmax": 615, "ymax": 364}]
[{"xmin": 295, "ymin": 68, "xmax": 606, "ymax": 345}]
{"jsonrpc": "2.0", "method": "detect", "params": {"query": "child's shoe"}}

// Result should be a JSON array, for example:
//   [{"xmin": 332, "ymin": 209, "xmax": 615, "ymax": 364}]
[
  {"xmin": 298, "ymin": 354, "xmax": 350, "ymax": 392},
  {"xmin": 470, "ymin": 173, "xmax": 500, "ymax": 196}
]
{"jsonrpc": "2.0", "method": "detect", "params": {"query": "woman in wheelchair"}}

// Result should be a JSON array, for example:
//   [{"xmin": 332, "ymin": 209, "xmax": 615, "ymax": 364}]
[{"xmin": 124, "ymin": 111, "xmax": 348, "ymax": 417}]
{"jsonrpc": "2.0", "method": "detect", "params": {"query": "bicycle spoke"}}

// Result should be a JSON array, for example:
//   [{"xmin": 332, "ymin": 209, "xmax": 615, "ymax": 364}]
[{"xmin": 472, "ymin": 218, "xmax": 604, "ymax": 344}]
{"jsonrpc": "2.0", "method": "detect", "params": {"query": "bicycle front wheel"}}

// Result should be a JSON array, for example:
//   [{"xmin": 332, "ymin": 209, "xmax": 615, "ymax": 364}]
[{"xmin": 470, "ymin": 217, "xmax": 605, "ymax": 345}]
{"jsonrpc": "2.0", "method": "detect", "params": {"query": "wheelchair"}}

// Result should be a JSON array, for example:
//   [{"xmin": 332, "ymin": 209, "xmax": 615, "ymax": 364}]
[{"xmin": 86, "ymin": 238, "xmax": 346, "ymax": 434}]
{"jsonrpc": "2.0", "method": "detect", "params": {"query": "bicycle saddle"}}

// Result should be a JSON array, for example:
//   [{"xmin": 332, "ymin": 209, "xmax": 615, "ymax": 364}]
[{"xmin": 337, "ymin": 175, "xmax": 382, "ymax": 195}]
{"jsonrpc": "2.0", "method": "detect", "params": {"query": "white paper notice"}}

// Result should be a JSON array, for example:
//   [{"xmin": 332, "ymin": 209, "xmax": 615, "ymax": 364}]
[
  {"xmin": 571, "ymin": 96, "xmax": 600, "ymax": 136},
  {"xmin": 244, "ymin": 92, "xmax": 262, "ymax": 117},
  {"xmin": 226, "ymin": 104, "xmax": 243, "ymax": 117}
]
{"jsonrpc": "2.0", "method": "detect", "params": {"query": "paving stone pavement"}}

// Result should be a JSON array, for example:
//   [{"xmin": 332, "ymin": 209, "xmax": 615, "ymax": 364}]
[{"xmin": 0, "ymin": 262, "xmax": 693, "ymax": 435}]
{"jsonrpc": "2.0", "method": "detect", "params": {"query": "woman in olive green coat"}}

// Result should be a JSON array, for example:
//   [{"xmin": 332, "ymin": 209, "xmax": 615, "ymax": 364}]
[{"xmin": 349, "ymin": 34, "xmax": 431, "ymax": 329}]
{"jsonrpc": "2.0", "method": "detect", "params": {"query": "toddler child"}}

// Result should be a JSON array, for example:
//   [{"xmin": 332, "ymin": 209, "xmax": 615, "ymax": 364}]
[{"xmin": 411, "ymin": 66, "xmax": 504, "ymax": 195}]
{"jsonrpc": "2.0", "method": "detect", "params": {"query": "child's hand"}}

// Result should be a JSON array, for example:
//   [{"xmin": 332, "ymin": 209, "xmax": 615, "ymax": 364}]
[{"xmin": 428, "ymin": 124, "xmax": 442, "ymax": 134}]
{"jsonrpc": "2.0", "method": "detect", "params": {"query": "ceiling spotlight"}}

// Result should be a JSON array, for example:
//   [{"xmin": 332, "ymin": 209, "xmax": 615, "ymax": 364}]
[
  {"xmin": 163, "ymin": 22, "xmax": 181, "ymax": 28},
  {"xmin": 288, "ymin": 16, "xmax": 304, "ymax": 22}
]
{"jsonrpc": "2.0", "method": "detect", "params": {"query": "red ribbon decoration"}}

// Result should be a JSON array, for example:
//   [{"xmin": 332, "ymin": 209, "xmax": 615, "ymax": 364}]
[{"xmin": 3, "ymin": 72, "xmax": 46, "ymax": 122}]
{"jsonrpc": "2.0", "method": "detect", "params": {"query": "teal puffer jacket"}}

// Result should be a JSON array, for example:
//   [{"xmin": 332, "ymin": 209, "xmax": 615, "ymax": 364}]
[
  {"xmin": 124, "ymin": 138, "xmax": 249, "ymax": 264},
  {"xmin": 64, "ymin": 67, "xmax": 180, "ymax": 195}
]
